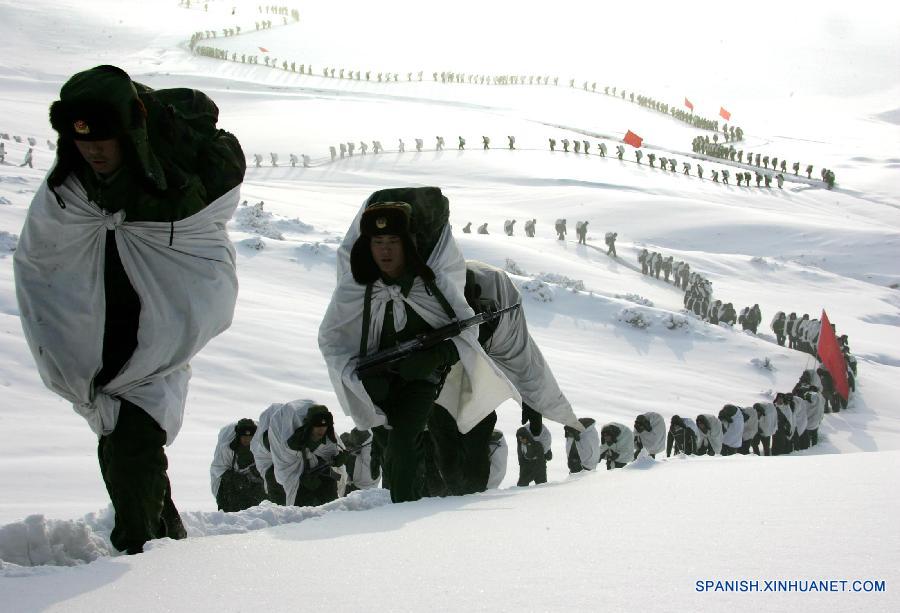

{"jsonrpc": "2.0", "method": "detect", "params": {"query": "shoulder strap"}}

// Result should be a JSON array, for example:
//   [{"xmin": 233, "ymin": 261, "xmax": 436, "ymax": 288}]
[
  {"xmin": 424, "ymin": 279, "xmax": 456, "ymax": 321},
  {"xmin": 359, "ymin": 283, "xmax": 373, "ymax": 358}
]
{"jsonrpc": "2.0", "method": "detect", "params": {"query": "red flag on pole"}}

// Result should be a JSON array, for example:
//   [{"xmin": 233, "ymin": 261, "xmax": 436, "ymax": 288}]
[
  {"xmin": 685, "ymin": 97, "xmax": 694, "ymax": 111},
  {"xmin": 719, "ymin": 106, "xmax": 731, "ymax": 120},
  {"xmin": 258, "ymin": 46, "xmax": 269, "ymax": 53},
  {"xmin": 817, "ymin": 310, "xmax": 850, "ymax": 400},
  {"xmin": 623, "ymin": 130, "xmax": 643, "ymax": 148}
]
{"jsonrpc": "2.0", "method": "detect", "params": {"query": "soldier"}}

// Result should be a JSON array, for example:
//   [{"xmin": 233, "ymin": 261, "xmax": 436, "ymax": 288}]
[
  {"xmin": 683, "ymin": 161, "xmax": 691, "ymax": 175},
  {"xmin": 648, "ymin": 152, "xmax": 656, "ymax": 168},
  {"xmin": 269, "ymin": 152, "xmax": 278, "ymax": 166},
  {"xmin": 516, "ymin": 423, "xmax": 551, "ymax": 485},
  {"xmin": 697, "ymin": 164, "xmax": 703, "ymax": 179},
  {"xmin": 754, "ymin": 153, "xmax": 761, "ymax": 167},
  {"xmin": 458, "ymin": 136, "xmax": 466, "ymax": 150},
  {"xmin": 398, "ymin": 139, "xmax": 405, "ymax": 153},
  {"xmin": 635, "ymin": 149, "xmax": 642, "ymax": 164},
  {"xmin": 633, "ymin": 412, "xmax": 665, "ymax": 459},
  {"xmin": 0, "ymin": 141, "xmax": 5, "ymax": 163},
  {"xmin": 372, "ymin": 142, "xmax": 382, "ymax": 154},
  {"xmin": 770, "ymin": 311, "xmax": 787, "ymax": 346},
  {"xmin": 435, "ymin": 136, "xmax": 444, "ymax": 151},
  {"xmin": 318, "ymin": 194, "xmax": 518, "ymax": 503},
  {"xmin": 562, "ymin": 138, "xmax": 570, "ymax": 152},
  {"xmin": 616, "ymin": 144, "xmax": 624, "ymax": 160},
  {"xmin": 486, "ymin": 430, "xmax": 507, "ymax": 489},
  {"xmin": 764, "ymin": 174, "xmax": 772, "ymax": 188},
  {"xmin": 575, "ymin": 220, "xmax": 588, "ymax": 245},
  {"xmin": 824, "ymin": 169, "xmax": 835, "ymax": 189},
  {"xmin": 289, "ymin": 153, "xmax": 299, "ymax": 167},
  {"xmin": 604, "ymin": 231, "xmax": 617, "ymax": 257},
  {"xmin": 20, "ymin": 146, "xmax": 34, "ymax": 168},
  {"xmin": 804, "ymin": 390, "xmax": 825, "ymax": 447},
  {"xmin": 211, "ymin": 418, "xmax": 267, "ymax": 512},
  {"xmin": 524, "ymin": 218, "xmax": 536, "ymax": 237},
  {"xmin": 573, "ymin": 140, "xmax": 581, "ymax": 154},
  {"xmin": 695, "ymin": 414, "xmax": 723, "ymax": 456},
  {"xmin": 792, "ymin": 161, "xmax": 800, "ymax": 176},
  {"xmin": 415, "ymin": 138, "xmax": 423, "ymax": 152},
  {"xmin": 253, "ymin": 153, "xmax": 263, "ymax": 167},
  {"xmin": 583, "ymin": 140, "xmax": 590, "ymax": 154},
  {"xmin": 754, "ymin": 172, "xmax": 762, "ymax": 187},
  {"xmin": 339, "ymin": 427, "xmax": 380, "ymax": 494},
  {"xmin": 565, "ymin": 418, "xmax": 600, "ymax": 472},
  {"xmin": 503, "ymin": 219, "xmax": 516, "ymax": 236},
  {"xmin": 736, "ymin": 173, "xmax": 744, "ymax": 187},
  {"xmin": 666, "ymin": 415, "xmax": 698, "ymax": 456},
  {"xmin": 347, "ymin": 142, "xmax": 355, "ymax": 156},
  {"xmin": 753, "ymin": 402, "xmax": 777, "ymax": 456},
  {"xmin": 482, "ymin": 135, "xmax": 490, "ymax": 149},
  {"xmin": 16, "ymin": 64, "xmax": 245, "ymax": 553},
  {"xmin": 662, "ymin": 256, "xmax": 673, "ymax": 282},
  {"xmin": 763, "ymin": 155, "xmax": 769, "ymax": 169},
  {"xmin": 806, "ymin": 164, "xmax": 813, "ymax": 179},
  {"xmin": 721, "ymin": 169, "xmax": 730, "ymax": 184},
  {"xmin": 638, "ymin": 248, "xmax": 649, "ymax": 274},
  {"xmin": 477, "ymin": 222, "xmax": 489, "ymax": 234},
  {"xmin": 359, "ymin": 141, "xmax": 368, "ymax": 155},
  {"xmin": 738, "ymin": 407, "xmax": 759, "ymax": 455},
  {"xmin": 462, "ymin": 222, "xmax": 472, "ymax": 233},
  {"xmin": 598, "ymin": 142, "xmax": 607, "ymax": 157},
  {"xmin": 599, "ymin": 423, "xmax": 633, "ymax": 469},
  {"xmin": 776, "ymin": 173, "xmax": 784, "ymax": 188},
  {"xmin": 508, "ymin": 135, "xmax": 516, "ymax": 150},
  {"xmin": 329, "ymin": 146, "xmax": 337, "ymax": 161},
  {"xmin": 554, "ymin": 218, "xmax": 567, "ymax": 240},
  {"xmin": 549, "ymin": 138, "xmax": 556, "ymax": 151},
  {"xmin": 668, "ymin": 158, "xmax": 676, "ymax": 172}
]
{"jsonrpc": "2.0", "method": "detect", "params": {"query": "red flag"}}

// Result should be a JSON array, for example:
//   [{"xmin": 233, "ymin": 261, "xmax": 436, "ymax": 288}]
[
  {"xmin": 623, "ymin": 130, "xmax": 643, "ymax": 148},
  {"xmin": 719, "ymin": 106, "xmax": 731, "ymax": 120},
  {"xmin": 685, "ymin": 97, "xmax": 694, "ymax": 111},
  {"xmin": 258, "ymin": 46, "xmax": 269, "ymax": 53},
  {"xmin": 817, "ymin": 310, "xmax": 850, "ymax": 400}
]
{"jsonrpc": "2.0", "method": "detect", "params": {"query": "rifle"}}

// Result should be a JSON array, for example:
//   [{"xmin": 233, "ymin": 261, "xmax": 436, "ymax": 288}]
[{"xmin": 354, "ymin": 302, "xmax": 521, "ymax": 378}]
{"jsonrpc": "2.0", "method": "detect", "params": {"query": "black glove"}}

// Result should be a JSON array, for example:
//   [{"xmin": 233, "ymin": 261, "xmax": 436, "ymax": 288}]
[
  {"xmin": 333, "ymin": 450, "xmax": 351, "ymax": 467},
  {"xmin": 397, "ymin": 340, "xmax": 459, "ymax": 381},
  {"xmin": 521, "ymin": 404, "xmax": 543, "ymax": 436},
  {"xmin": 544, "ymin": 450, "xmax": 552, "ymax": 461}
]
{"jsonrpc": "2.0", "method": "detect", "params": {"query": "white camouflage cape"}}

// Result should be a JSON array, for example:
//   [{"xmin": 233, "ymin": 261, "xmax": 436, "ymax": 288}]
[
  {"xmin": 14, "ymin": 176, "xmax": 239, "ymax": 444},
  {"xmin": 635, "ymin": 412, "xmax": 665, "ymax": 456},
  {"xmin": 466, "ymin": 260, "xmax": 581, "ymax": 430},
  {"xmin": 565, "ymin": 422, "xmax": 600, "ymax": 470},
  {"xmin": 721, "ymin": 408, "xmax": 745, "ymax": 449},
  {"xmin": 599, "ymin": 422, "xmax": 633, "ymax": 465},
  {"xmin": 268, "ymin": 399, "xmax": 339, "ymax": 507},
  {"xmin": 210, "ymin": 422, "xmax": 238, "ymax": 498},
  {"xmin": 250, "ymin": 403, "xmax": 281, "ymax": 490},
  {"xmin": 757, "ymin": 403, "xmax": 778, "ymax": 437},
  {"xmin": 319, "ymin": 203, "xmax": 519, "ymax": 434},
  {"xmin": 696, "ymin": 414, "xmax": 723, "ymax": 454}
]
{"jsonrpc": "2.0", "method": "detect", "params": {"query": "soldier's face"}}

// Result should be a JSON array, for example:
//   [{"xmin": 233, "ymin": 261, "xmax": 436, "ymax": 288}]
[
  {"xmin": 74, "ymin": 138, "xmax": 123, "ymax": 176},
  {"xmin": 370, "ymin": 235, "xmax": 405, "ymax": 279},
  {"xmin": 239, "ymin": 434, "xmax": 252, "ymax": 447},
  {"xmin": 311, "ymin": 425, "xmax": 328, "ymax": 442}
]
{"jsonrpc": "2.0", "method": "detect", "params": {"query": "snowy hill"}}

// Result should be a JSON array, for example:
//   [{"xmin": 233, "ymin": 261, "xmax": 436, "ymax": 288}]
[{"xmin": 1, "ymin": 0, "xmax": 899, "ymax": 610}]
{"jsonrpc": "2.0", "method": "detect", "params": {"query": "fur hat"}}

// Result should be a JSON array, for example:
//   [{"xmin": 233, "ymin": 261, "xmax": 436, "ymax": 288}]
[
  {"xmin": 47, "ymin": 65, "xmax": 165, "ymax": 191},
  {"xmin": 634, "ymin": 414, "xmax": 651, "ymax": 433},
  {"xmin": 234, "ymin": 418, "xmax": 257, "ymax": 437},
  {"xmin": 350, "ymin": 200, "xmax": 433, "ymax": 284}
]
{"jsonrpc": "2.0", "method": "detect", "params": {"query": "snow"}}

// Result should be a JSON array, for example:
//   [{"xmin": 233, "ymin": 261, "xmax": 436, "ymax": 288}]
[{"xmin": 1, "ymin": 0, "xmax": 899, "ymax": 610}]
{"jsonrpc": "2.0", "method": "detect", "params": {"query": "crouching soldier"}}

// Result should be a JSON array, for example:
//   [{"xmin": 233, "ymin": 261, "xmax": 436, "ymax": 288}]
[
  {"xmin": 555, "ymin": 218, "xmax": 567, "ymax": 240},
  {"xmin": 605, "ymin": 231, "xmax": 617, "ymax": 257},
  {"xmin": 524, "ymin": 218, "xmax": 536, "ymax": 237},
  {"xmin": 739, "ymin": 406, "xmax": 758, "ymax": 455},
  {"xmin": 804, "ymin": 390, "xmax": 825, "ymax": 447},
  {"xmin": 211, "ymin": 418, "xmax": 267, "ymax": 512},
  {"xmin": 633, "ymin": 412, "xmax": 665, "ymax": 459},
  {"xmin": 516, "ymin": 423, "xmax": 552, "ymax": 486},
  {"xmin": 666, "ymin": 415, "xmax": 698, "ymax": 456},
  {"xmin": 15, "ymin": 65, "xmax": 245, "ymax": 554},
  {"xmin": 599, "ymin": 422, "xmax": 633, "ymax": 469},
  {"xmin": 487, "ymin": 430, "xmax": 508, "ymax": 489},
  {"xmin": 565, "ymin": 418, "xmax": 600, "ymax": 472},
  {"xmin": 791, "ymin": 393, "xmax": 810, "ymax": 451},
  {"xmin": 772, "ymin": 393, "xmax": 795, "ymax": 455},
  {"xmin": 250, "ymin": 402, "xmax": 287, "ymax": 504},
  {"xmin": 754, "ymin": 402, "xmax": 777, "ymax": 456},
  {"xmin": 695, "ymin": 414, "xmax": 723, "ymax": 456},
  {"xmin": 718, "ymin": 404, "xmax": 744, "ymax": 456},
  {"xmin": 339, "ymin": 427, "xmax": 380, "ymax": 495},
  {"xmin": 269, "ymin": 401, "xmax": 345, "ymax": 507}
]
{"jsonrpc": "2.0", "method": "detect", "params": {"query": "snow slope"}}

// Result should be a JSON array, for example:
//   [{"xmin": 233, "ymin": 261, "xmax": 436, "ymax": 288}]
[{"xmin": 1, "ymin": 0, "xmax": 899, "ymax": 610}]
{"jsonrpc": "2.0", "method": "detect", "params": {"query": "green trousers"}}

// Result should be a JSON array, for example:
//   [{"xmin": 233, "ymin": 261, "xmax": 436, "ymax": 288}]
[
  {"xmin": 429, "ymin": 406, "xmax": 497, "ymax": 495},
  {"xmin": 371, "ymin": 379, "xmax": 438, "ymax": 503},
  {"xmin": 97, "ymin": 400, "xmax": 186, "ymax": 554},
  {"xmin": 264, "ymin": 465, "xmax": 287, "ymax": 505}
]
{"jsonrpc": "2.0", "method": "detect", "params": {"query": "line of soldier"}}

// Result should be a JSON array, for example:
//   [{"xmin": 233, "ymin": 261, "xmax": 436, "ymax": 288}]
[
  {"xmin": 251, "ymin": 152, "xmax": 312, "ymax": 167},
  {"xmin": 457, "ymin": 218, "xmax": 618, "ymax": 255}
]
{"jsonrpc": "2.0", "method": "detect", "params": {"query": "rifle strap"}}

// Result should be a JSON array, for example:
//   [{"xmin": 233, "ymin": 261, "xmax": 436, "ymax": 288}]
[
  {"xmin": 424, "ymin": 278, "xmax": 457, "ymax": 321},
  {"xmin": 359, "ymin": 283, "xmax": 374, "ymax": 358}
]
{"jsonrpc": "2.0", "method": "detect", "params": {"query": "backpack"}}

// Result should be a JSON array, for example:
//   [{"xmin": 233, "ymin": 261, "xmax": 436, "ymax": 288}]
[
  {"xmin": 136, "ymin": 85, "xmax": 246, "ymax": 202},
  {"xmin": 365, "ymin": 186, "xmax": 449, "ymax": 262}
]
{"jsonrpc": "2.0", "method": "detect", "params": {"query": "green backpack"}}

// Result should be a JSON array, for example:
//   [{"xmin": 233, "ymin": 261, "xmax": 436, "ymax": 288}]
[{"xmin": 136, "ymin": 85, "xmax": 246, "ymax": 202}]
